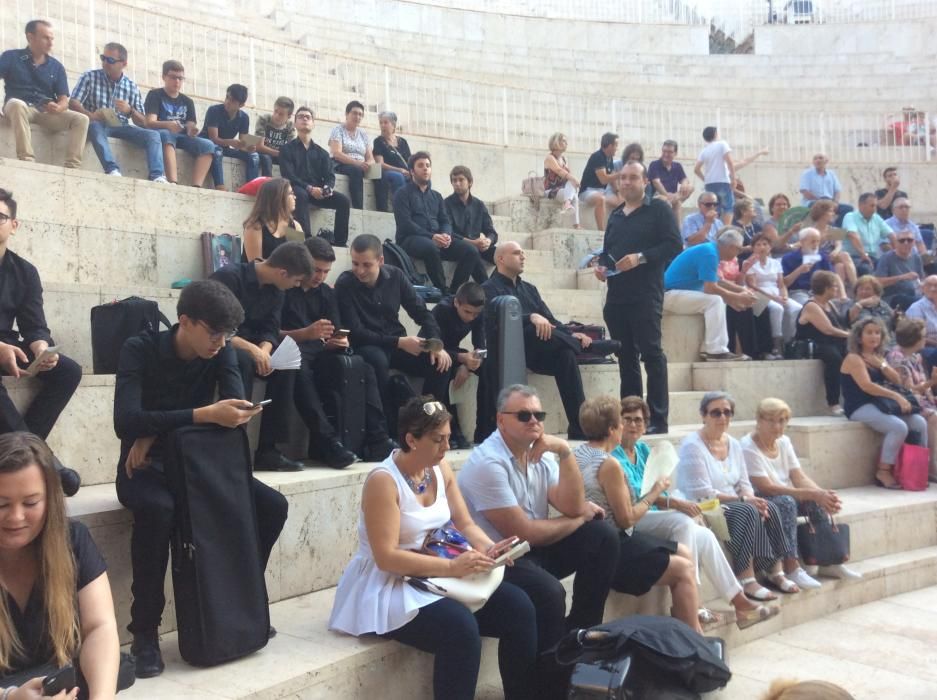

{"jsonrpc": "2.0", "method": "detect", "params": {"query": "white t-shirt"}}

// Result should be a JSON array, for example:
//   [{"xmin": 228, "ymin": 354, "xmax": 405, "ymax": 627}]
[
  {"xmin": 740, "ymin": 434, "xmax": 802, "ymax": 489},
  {"xmin": 697, "ymin": 140, "xmax": 732, "ymax": 184},
  {"xmin": 747, "ymin": 257, "xmax": 783, "ymax": 296}
]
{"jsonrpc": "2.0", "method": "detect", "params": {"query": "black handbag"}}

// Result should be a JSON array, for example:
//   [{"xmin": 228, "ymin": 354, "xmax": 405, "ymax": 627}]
[{"xmin": 797, "ymin": 515, "xmax": 850, "ymax": 566}]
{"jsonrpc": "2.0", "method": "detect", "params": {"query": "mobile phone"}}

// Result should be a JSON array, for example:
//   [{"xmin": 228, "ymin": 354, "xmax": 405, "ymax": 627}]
[
  {"xmin": 251, "ymin": 399, "xmax": 273, "ymax": 408},
  {"xmin": 322, "ymin": 185, "xmax": 333, "ymax": 196},
  {"xmin": 332, "ymin": 328, "xmax": 350, "ymax": 339},
  {"xmin": 494, "ymin": 540, "xmax": 530, "ymax": 567},
  {"xmin": 473, "ymin": 349, "xmax": 487, "ymax": 359},
  {"xmin": 42, "ymin": 665, "xmax": 77, "ymax": 696}
]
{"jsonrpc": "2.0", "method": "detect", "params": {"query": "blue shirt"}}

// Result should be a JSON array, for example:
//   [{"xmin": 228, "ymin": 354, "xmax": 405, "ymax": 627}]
[
  {"xmin": 199, "ymin": 103, "xmax": 249, "ymax": 140},
  {"xmin": 681, "ymin": 212, "xmax": 723, "ymax": 245},
  {"xmin": 648, "ymin": 159, "xmax": 688, "ymax": 193},
  {"xmin": 884, "ymin": 216, "xmax": 922, "ymax": 244},
  {"xmin": 70, "ymin": 69, "xmax": 144, "ymax": 125},
  {"xmin": 664, "ymin": 241, "xmax": 720, "ymax": 292},
  {"xmin": 610, "ymin": 442, "xmax": 654, "ymax": 508},
  {"xmin": 842, "ymin": 211, "xmax": 893, "ymax": 257},
  {"xmin": 0, "ymin": 48, "xmax": 68, "ymax": 107},
  {"xmin": 799, "ymin": 167, "xmax": 842, "ymax": 205},
  {"xmin": 781, "ymin": 249, "xmax": 833, "ymax": 291}
]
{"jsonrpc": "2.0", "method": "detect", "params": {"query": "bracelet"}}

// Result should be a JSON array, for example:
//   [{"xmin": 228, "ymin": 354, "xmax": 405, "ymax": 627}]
[
  {"xmin": 642, "ymin": 498, "xmax": 652, "ymax": 509},
  {"xmin": 739, "ymin": 495, "xmax": 745, "ymax": 503},
  {"xmin": 666, "ymin": 495, "xmax": 671, "ymax": 510},
  {"xmin": 2, "ymin": 686, "xmax": 18, "ymax": 700},
  {"xmin": 557, "ymin": 448, "xmax": 572, "ymax": 460}
]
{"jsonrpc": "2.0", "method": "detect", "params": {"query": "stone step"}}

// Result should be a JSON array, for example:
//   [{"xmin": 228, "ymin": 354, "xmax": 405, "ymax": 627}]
[{"xmin": 112, "ymin": 544, "xmax": 937, "ymax": 699}]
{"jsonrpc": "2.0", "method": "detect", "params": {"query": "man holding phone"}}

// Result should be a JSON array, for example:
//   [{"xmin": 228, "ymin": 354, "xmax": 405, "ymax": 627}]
[{"xmin": 114, "ymin": 280, "xmax": 288, "ymax": 678}]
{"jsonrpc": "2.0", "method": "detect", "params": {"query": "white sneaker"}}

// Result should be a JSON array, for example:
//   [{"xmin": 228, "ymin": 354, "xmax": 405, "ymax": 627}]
[
  {"xmin": 152, "ymin": 176, "xmax": 170, "ymax": 184},
  {"xmin": 788, "ymin": 567, "xmax": 822, "ymax": 589},
  {"xmin": 107, "ymin": 169, "xmax": 122, "ymax": 177},
  {"xmin": 818, "ymin": 564, "xmax": 862, "ymax": 580}
]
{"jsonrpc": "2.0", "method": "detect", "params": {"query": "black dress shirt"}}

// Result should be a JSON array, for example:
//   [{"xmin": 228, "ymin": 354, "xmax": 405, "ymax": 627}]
[
  {"xmin": 278, "ymin": 137, "xmax": 336, "ymax": 191},
  {"xmin": 114, "ymin": 327, "xmax": 244, "ymax": 464},
  {"xmin": 335, "ymin": 265, "xmax": 440, "ymax": 350},
  {"xmin": 482, "ymin": 271, "xmax": 560, "ymax": 327},
  {"xmin": 280, "ymin": 282, "xmax": 341, "ymax": 358},
  {"xmin": 210, "ymin": 262, "xmax": 283, "ymax": 346},
  {"xmin": 0, "ymin": 250, "xmax": 53, "ymax": 347},
  {"xmin": 602, "ymin": 196, "xmax": 683, "ymax": 307},
  {"xmin": 444, "ymin": 193, "xmax": 498, "ymax": 243},
  {"xmin": 393, "ymin": 181, "xmax": 452, "ymax": 242},
  {"xmin": 431, "ymin": 296, "xmax": 485, "ymax": 353}
]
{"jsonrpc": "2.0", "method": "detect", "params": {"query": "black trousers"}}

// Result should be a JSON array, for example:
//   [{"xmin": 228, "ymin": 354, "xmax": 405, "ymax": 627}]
[
  {"xmin": 603, "ymin": 301, "xmax": 669, "ymax": 428},
  {"xmin": 115, "ymin": 461, "xmax": 287, "ymax": 635},
  {"xmin": 290, "ymin": 184, "xmax": 350, "ymax": 245},
  {"xmin": 814, "ymin": 338, "xmax": 846, "ymax": 406},
  {"xmin": 0, "ymin": 351, "xmax": 81, "ymax": 439},
  {"xmin": 726, "ymin": 306, "xmax": 770, "ymax": 357},
  {"xmin": 293, "ymin": 350, "xmax": 389, "ymax": 448},
  {"xmin": 524, "ymin": 326, "xmax": 585, "ymax": 438},
  {"xmin": 400, "ymin": 236, "xmax": 482, "ymax": 294},
  {"xmin": 333, "ymin": 162, "xmax": 365, "ymax": 209},
  {"xmin": 236, "ymin": 349, "xmax": 295, "ymax": 453},
  {"xmin": 466, "ymin": 238, "xmax": 496, "ymax": 284}
]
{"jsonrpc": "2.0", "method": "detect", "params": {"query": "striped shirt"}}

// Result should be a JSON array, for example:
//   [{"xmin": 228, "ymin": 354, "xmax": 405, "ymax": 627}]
[{"xmin": 70, "ymin": 69, "xmax": 144, "ymax": 125}]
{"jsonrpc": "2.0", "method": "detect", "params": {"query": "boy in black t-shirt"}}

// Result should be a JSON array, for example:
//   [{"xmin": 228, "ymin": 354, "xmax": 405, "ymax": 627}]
[
  {"xmin": 579, "ymin": 132, "xmax": 619, "ymax": 230},
  {"xmin": 200, "ymin": 83, "xmax": 259, "ymax": 191},
  {"xmin": 143, "ymin": 59, "xmax": 215, "ymax": 187},
  {"xmin": 255, "ymin": 96, "xmax": 296, "ymax": 177}
]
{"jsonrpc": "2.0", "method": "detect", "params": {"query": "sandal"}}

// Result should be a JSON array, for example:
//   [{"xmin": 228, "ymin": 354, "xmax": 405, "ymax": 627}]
[
  {"xmin": 697, "ymin": 607, "xmax": 722, "ymax": 626},
  {"xmin": 736, "ymin": 603, "xmax": 780, "ymax": 630},
  {"xmin": 738, "ymin": 576, "xmax": 777, "ymax": 601},
  {"xmin": 874, "ymin": 468, "xmax": 902, "ymax": 490},
  {"xmin": 766, "ymin": 572, "xmax": 801, "ymax": 594}
]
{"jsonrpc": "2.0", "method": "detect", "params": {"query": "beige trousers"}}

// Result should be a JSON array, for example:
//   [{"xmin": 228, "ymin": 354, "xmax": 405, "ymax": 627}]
[{"xmin": 3, "ymin": 98, "xmax": 89, "ymax": 168}]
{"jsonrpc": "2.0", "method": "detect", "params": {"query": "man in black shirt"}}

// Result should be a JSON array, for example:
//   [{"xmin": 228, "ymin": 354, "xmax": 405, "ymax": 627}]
[
  {"xmin": 394, "ymin": 152, "xmax": 481, "ymax": 294},
  {"xmin": 445, "ymin": 165, "xmax": 498, "ymax": 284},
  {"xmin": 874, "ymin": 166, "xmax": 909, "ymax": 220},
  {"xmin": 280, "ymin": 237, "xmax": 397, "ymax": 467},
  {"xmin": 430, "ymin": 282, "xmax": 486, "ymax": 449},
  {"xmin": 0, "ymin": 188, "xmax": 81, "ymax": 495},
  {"xmin": 211, "ymin": 241, "xmax": 314, "ymax": 471},
  {"xmin": 114, "ymin": 280, "xmax": 288, "ymax": 678},
  {"xmin": 335, "ymin": 234, "xmax": 450, "ymax": 439},
  {"xmin": 278, "ymin": 106, "xmax": 350, "ymax": 246},
  {"xmin": 579, "ymin": 132, "xmax": 619, "ymax": 231},
  {"xmin": 597, "ymin": 162, "xmax": 683, "ymax": 434}
]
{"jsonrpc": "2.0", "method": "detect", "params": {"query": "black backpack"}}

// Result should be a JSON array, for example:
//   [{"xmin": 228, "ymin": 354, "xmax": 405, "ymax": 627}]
[
  {"xmin": 382, "ymin": 239, "xmax": 443, "ymax": 303},
  {"xmin": 90, "ymin": 296, "xmax": 172, "ymax": 374}
]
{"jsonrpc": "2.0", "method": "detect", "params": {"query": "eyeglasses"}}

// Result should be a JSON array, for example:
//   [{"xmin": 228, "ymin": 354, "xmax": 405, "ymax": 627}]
[
  {"xmin": 198, "ymin": 320, "xmax": 237, "ymax": 342},
  {"xmin": 422, "ymin": 401, "xmax": 446, "ymax": 416},
  {"xmin": 707, "ymin": 409, "xmax": 734, "ymax": 418},
  {"xmin": 502, "ymin": 410, "xmax": 547, "ymax": 423},
  {"xmin": 897, "ymin": 238, "xmax": 915, "ymax": 243},
  {"xmin": 99, "ymin": 54, "xmax": 123, "ymax": 65},
  {"xmin": 0, "ymin": 213, "xmax": 11, "ymax": 224},
  {"xmin": 295, "ymin": 113, "xmax": 313, "ymax": 120},
  {"xmin": 701, "ymin": 202, "xmax": 719, "ymax": 208},
  {"xmin": 621, "ymin": 416, "xmax": 646, "ymax": 425}
]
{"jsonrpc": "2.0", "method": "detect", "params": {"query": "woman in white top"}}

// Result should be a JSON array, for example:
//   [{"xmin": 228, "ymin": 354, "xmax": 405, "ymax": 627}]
[
  {"xmin": 543, "ymin": 133, "xmax": 581, "ymax": 229},
  {"xmin": 329, "ymin": 397, "xmax": 536, "ymax": 700},
  {"xmin": 741, "ymin": 398, "xmax": 860, "ymax": 582},
  {"xmin": 746, "ymin": 233, "xmax": 802, "ymax": 357},
  {"xmin": 676, "ymin": 392, "xmax": 801, "ymax": 601},
  {"xmin": 328, "ymin": 100, "xmax": 376, "ymax": 210}
]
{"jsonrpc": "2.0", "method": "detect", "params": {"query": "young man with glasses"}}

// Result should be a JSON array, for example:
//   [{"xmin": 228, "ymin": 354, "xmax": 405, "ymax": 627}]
[
  {"xmin": 69, "ymin": 42, "xmax": 167, "ymax": 181},
  {"xmin": 681, "ymin": 193, "xmax": 724, "ymax": 247},
  {"xmin": 142, "ymin": 59, "xmax": 215, "ymax": 186},
  {"xmin": 114, "ymin": 279, "xmax": 288, "ymax": 679},
  {"xmin": 0, "ymin": 19, "xmax": 89, "ymax": 168},
  {"xmin": 458, "ymin": 384, "xmax": 618, "ymax": 700}
]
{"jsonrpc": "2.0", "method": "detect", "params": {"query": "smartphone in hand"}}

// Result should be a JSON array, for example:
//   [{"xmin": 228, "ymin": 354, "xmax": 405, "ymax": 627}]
[{"xmin": 42, "ymin": 665, "xmax": 77, "ymax": 696}]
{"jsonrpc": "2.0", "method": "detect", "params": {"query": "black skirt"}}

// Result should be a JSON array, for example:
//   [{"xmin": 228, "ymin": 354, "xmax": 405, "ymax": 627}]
[{"xmin": 611, "ymin": 528, "xmax": 677, "ymax": 596}]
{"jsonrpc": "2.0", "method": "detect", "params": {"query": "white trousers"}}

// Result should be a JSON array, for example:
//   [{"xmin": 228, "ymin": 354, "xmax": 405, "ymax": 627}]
[
  {"xmin": 635, "ymin": 509, "xmax": 743, "ymax": 603},
  {"xmin": 663, "ymin": 289, "xmax": 728, "ymax": 354},
  {"xmin": 752, "ymin": 296, "xmax": 803, "ymax": 341}
]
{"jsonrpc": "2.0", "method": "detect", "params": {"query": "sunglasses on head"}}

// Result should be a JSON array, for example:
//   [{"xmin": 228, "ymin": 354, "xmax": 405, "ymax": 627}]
[
  {"xmin": 422, "ymin": 401, "xmax": 446, "ymax": 416},
  {"xmin": 503, "ymin": 410, "xmax": 547, "ymax": 423},
  {"xmin": 99, "ymin": 54, "xmax": 123, "ymax": 65},
  {"xmin": 707, "ymin": 408, "xmax": 734, "ymax": 418}
]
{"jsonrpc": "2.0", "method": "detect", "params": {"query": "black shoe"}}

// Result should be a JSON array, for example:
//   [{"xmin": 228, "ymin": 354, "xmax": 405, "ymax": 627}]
[
  {"xmin": 130, "ymin": 634, "xmax": 164, "ymax": 679},
  {"xmin": 268, "ymin": 625, "xmax": 277, "ymax": 639},
  {"xmin": 587, "ymin": 339, "xmax": 622, "ymax": 356},
  {"xmin": 364, "ymin": 437, "xmax": 397, "ymax": 462},
  {"xmin": 53, "ymin": 456, "xmax": 81, "ymax": 497},
  {"xmin": 567, "ymin": 429, "xmax": 587, "ymax": 441},
  {"xmin": 254, "ymin": 449, "xmax": 304, "ymax": 472},
  {"xmin": 321, "ymin": 439, "xmax": 357, "ymax": 470},
  {"xmin": 646, "ymin": 423, "xmax": 669, "ymax": 435},
  {"xmin": 448, "ymin": 434, "xmax": 472, "ymax": 450}
]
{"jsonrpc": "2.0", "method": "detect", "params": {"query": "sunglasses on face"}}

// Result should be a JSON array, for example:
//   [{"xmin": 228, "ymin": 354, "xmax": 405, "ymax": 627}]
[
  {"xmin": 897, "ymin": 238, "xmax": 914, "ymax": 243},
  {"xmin": 502, "ymin": 410, "xmax": 547, "ymax": 423},
  {"xmin": 99, "ymin": 54, "xmax": 123, "ymax": 65},
  {"xmin": 707, "ymin": 409, "xmax": 734, "ymax": 418},
  {"xmin": 701, "ymin": 202, "xmax": 719, "ymax": 208}
]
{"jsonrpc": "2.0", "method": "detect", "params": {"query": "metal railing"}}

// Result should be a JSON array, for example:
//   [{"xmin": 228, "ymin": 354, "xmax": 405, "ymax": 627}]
[{"xmin": 2, "ymin": 0, "xmax": 933, "ymax": 162}]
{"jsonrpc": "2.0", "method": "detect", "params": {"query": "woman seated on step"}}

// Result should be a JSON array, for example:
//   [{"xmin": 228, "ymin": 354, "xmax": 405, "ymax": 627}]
[
  {"xmin": 241, "ymin": 177, "xmax": 302, "ymax": 262},
  {"xmin": 573, "ymin": 396, "xmax": 703, "ymax": 634},
  {"xmin": 741, "ymin": 398, "xmax": 860, "ymax": 582},
  {"xmin": 846, "ymin": 276, "xmax": 896, "ymax": 347},
  {"xmin": 543, "ymin": 132, "xmax": 581, "ymax": 229},
  {"xmin": 676, "ymin": 392, "xmax": 803, "ymax": 601},
  {"xmin": 329, "ymin": 397, "xmax": 536, "ymax": 700},
  {"xmin": 795, "ymin": 271, "xmax": 850, "ymax": 416},
  {"xmin": 0, "ymin": 433, "xmax": 120, "ymax": 699},
  {"xmin": 611, "ymin": 396, "xmax": 778, "ymax": 630},
  {"xmin": 840, "ymin": 317, "xmax": 929, "ymax": 490}
]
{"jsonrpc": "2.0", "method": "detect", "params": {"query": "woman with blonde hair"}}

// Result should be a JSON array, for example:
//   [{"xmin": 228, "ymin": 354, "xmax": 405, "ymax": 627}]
[
  {"xmin": 810, "ymin": 199, "xmax": 857, "ymax": 289},
  {"xmin": 762, "ymin": 679, "xmax": 855, "ymax": 700},
  {"xmin": 241, "ymin": 177, "xmax": 303, "ymax": 262},
  {"xmin": 0, "ymin": 432, "xmax": 119, "ymax": 698},
  {"xmin": 543, "ymin": 133, "xmax": 581, "ymax": 228}
]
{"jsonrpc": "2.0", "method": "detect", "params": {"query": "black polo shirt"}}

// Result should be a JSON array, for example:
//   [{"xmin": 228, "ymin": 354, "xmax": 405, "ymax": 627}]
[
  {"xmin": 580, "ymin": 149, "xmax": 612, "ymax": 191},
  {"xmin": 444, "ymin": 193, "xmax": 498, "ymax": 243},
  {"xmin": 0, "ymin": 249, "xmax": 53, "ymax": 348},
  {"xmin": 210, "ymin": 262, "xmax": 283, "ymax": 347},
  {"xmin": 602, "ymin": 196, "xmax": 683, "ymax": 307},
  {"xmin": 482, "ymin": 271, "xmax": 559, "ymax": 327},
  {"xmin": 278, "ymin": 137, "xmax": 336, "ymax": 191},
  {"xmin": 335, "ymin": 265, "xmax": 441, "ymax": 351},
  {"xmin": 393, "ymin": 181, "xmax": 452, "ymax": 242},
  {"xmin": 281, "ymin": 282, "xmax": 341, "ymax": 358},
  {"xmin": 431, "ymin": 296, "xmax": 485, "ymax": 354}
]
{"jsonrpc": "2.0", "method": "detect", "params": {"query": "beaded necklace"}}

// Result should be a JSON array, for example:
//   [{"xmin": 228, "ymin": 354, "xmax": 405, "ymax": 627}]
[{"xmin": 404, "ymin": 468, "xmax": 433, "ymax": 495}]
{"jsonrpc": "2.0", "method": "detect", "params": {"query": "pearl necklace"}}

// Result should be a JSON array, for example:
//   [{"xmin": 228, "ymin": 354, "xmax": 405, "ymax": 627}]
[{"xmin": 404, "ymin": 468, "xmax": 433, "ymax": 495}]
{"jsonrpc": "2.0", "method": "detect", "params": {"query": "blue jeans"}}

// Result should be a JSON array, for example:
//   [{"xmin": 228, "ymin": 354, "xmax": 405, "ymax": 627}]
[
  {"xmin": 87, "ymin": 122, "xmax": 164, "ymax": 179},
  {"xmin": 157, "ymin": 130, "xmax": 215, "ymax": 156},
  {"xmin": 209, "ymin": 146, "xmax": 260, "ymax": 187},
  {"xmin": 258, "ymin": 153, "xmax": 277, "ymax": 177},
  {"xmin": 375, "ymin": 169, "xmax": 407, "ymax": 212},
  {"xmin": 705, "ymin": 182, "xmax": 735, "ymax": 217}
]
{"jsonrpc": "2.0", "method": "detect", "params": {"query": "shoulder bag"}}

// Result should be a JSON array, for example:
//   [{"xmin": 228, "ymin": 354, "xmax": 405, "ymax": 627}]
[
  {"xmin": 522, "ymin": 170, "xmax": 545, "ymax": 202},
  {"xmin": 797, "ymin": 514, "xmax": 850, "ymax": 566}
]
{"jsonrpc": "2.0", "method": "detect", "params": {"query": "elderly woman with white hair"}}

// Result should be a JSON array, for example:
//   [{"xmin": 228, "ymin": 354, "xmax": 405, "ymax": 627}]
[
  {"xmin": 677, "ymin": 392, "xmax": 801, "ymax": 599},
  {"xmin": 372, "ymin": 110, "xmax": 412, "ymax": 212}
]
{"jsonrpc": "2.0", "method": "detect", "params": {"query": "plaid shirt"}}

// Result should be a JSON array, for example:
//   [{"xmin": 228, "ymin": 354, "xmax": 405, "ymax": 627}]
[{"xmin": 70, "ymin": 68, "xmax": 143, "ymax": 125}]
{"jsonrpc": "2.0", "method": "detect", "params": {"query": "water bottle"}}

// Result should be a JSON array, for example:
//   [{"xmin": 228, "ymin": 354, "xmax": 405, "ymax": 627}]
[{"xmin": 806, "ymin": 340, "xmax": 815, "ymax": 359}]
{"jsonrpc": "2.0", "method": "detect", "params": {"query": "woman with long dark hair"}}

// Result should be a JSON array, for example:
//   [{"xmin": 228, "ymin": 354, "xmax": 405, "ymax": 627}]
[{"xmin": 241, "ymin": 177, "xmax": 302, "ymax": 261}]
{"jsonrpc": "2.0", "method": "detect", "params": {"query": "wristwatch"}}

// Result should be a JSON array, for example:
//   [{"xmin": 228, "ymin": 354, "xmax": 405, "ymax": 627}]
[{"xmin": 636, "ymin": 252, "xmax": 647, "ymax": 265}]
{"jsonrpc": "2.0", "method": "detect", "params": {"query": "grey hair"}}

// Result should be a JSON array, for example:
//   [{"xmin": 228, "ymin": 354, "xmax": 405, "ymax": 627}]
[
  {"xmin": 496, "ymin": 384, "xmax": 538, "ymax": 412},
  {"xmin": 716, "ymin": 227, "xmax": 745, "ymax": 248},
  {"xmin": 699, "ymin": 391, "xmax": 736, "ymax": 415},
  {"xmin": 378, "ymin": 111, "xmax": 397, "ymax": 125}
]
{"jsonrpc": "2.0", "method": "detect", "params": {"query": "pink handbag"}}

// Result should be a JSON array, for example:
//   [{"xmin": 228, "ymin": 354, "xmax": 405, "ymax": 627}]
[{"xmin": 895, "ymin": 443, "xmax": 929, "ymax": 491}]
